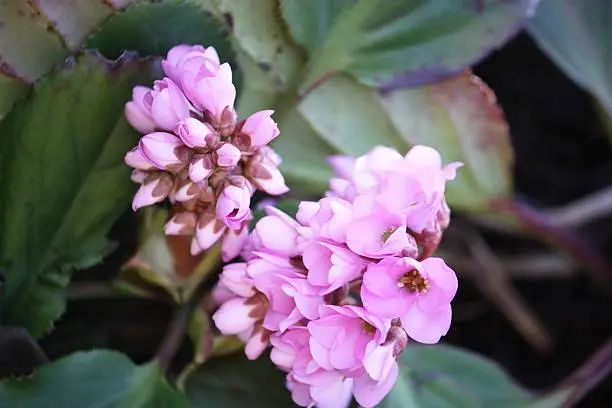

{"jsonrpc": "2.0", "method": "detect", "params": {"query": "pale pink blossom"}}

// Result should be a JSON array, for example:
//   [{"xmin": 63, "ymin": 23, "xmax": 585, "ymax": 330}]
[
  {"xmin": 148, "ymin": 78, "xmax": 192, "ymax": 131},
  {"xmin": 124, "ymin": 146, "xmax": 154, "ymax": 170},
  {"xmin": 241, "ymin": 110, "xmax": 280, "ymax": 147},
  {"xmin": 216, "ymin": 143, "xmax": 242, "ymax": 167},
  {"xmin": 308, "ymin": 305, "xmax": 390, "ymax": 372},
  {"xmin": 345, "ymin": 194, "xmax": 417, "ymax": 259},
  {"xmin": 247, "ymin": 147, "xmax": 289, "ymax": 195},
  {"xmin": 216, "ymin": 184, "xmax": 252, "ymax": 230},
  {"xmin": 361, "ymin": 257, "xmax": 458, "ymax": 344},
  {"xmin": 162, "ymin": 44, "xmax": 219, "ymax": 85},
  {"xmin": 302, "ymin": 242, "xmax": 366, "ymax": 294},
  {"xmin": 248, "ymin": 207, "xmax": 303, "ymax": 258},
  {"xmin": 139, "ymin": 132, "xmax": 189, "ymax": 172},
  {"xmin": 125, "ymin": 86, "xmax": 156, "ymax": 134},
  {"xmin": 175, "ymin": 117, "xmax": 216, "ymax": 148},
  {"xmin": 297, "ymin": 197, "xmax": 352, "ymax": 244},
  {"xmin": 188, "ymin": 154, "xmax": 214, "ymax": 184},
  {"xmin": 189, "ymin": 63, "xmax": 236, "ymax": 122},
  {"xmin": 193, "ymin": 213, "xmax": 226, "ymax": 253},
  {"xmin": 132, "ymin": 173, "xmax": 173, "ymax": 211},
  {"xmin": 221, "ymin": 226, "xmax": 249, "ymax": 261}
]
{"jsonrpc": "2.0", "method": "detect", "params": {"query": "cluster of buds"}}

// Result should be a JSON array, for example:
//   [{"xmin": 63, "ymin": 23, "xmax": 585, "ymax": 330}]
[
  {"xmin": 210, "ymin": 145, "xmax": 463, "ymax": 407},
  {"xmin": 124, "ymin": 44, "xmax": 288, "ymax": 261}
]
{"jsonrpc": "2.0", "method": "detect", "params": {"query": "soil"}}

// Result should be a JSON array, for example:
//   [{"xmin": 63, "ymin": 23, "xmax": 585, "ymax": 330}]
[{"xmin": 37, "ymin": 32, "xmax": 612, "ymax": 406}]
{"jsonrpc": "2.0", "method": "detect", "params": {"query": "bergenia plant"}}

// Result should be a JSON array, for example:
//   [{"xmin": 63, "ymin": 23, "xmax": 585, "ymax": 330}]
[
  {"xmin": 126, "ymin": 44, "xmax": 462, "ymax": 407},
  {"xmin": 2, "ymin": 1, "xmax": 610, "ymax": 407}
]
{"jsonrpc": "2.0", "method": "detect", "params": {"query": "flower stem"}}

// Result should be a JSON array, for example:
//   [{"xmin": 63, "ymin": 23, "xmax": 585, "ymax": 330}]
[{"xmin": 155, "ymin": 301, "xmax": 194, "ymax": 373}]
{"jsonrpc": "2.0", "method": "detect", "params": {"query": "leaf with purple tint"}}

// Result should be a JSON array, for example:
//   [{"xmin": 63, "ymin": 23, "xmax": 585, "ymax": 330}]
[
  {"xmin": 380, "ymin": 72, "xmax": 514, "ymax": 210},
  {"xmin": 528, "ymin": 1, "xmax": 612, "ymax": 116},
  {"xmin": 280, "ymin": 0, "xmax": 539, "ymax": 91}
]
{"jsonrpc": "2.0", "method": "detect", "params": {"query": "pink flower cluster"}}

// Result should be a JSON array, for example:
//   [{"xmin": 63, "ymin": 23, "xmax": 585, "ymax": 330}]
[
  {"xmin": 211, "ymin": 146, "xmax": 462, "ymax": 407},
  {"xmin": 124, "ymin": 44, "xmax": 288, "ymax": 261}
]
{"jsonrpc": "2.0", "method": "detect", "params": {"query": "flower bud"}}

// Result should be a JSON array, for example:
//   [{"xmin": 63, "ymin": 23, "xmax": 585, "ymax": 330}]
[
  {"xmin": 164, "ymin": 211, "xmax": 197, "ymax": 235},
  {"xmin": 132, "ymin": 173, "xmax": 173, "ymax": 211},
  {"xmin": 139, "ymin": 132, "xmax": 189, "ymax": 172},
  {"xmin": 124, "ymin": 146, "xmax": 154, "ymax": 170},
  {"xmin": 241, "ymin": 109, "xmax": 279, "ymax": 147},
  {"xmin": 216, "ymin": 184, "xmax": 252, "ymax": 230},
  {"xmin": 175, "ymin": 117, "xmax": 216, "ymax": 148},
  {"xmin": 188, "ymin": 154, "xmax": 215, "ymax": 184},
  {"xmin": 216, "ymin": 143, "xmax": 241, "ymax": 168},
  {"xmin": 125, "ymin": 86, "xmax": 156, "ymax": 134}
]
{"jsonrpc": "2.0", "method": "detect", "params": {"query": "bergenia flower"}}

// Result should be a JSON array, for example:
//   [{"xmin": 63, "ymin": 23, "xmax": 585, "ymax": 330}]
[
  {"xmin": 124, "ymin": 44, "xmax": 288, "ymax": 261},
  {"xmin": 126, "ymin": 47, "xmax": 462, "ymax": 407},
  {"xmin": 208, "ymin": 143, "xmax": 461, "ymax": 407}
]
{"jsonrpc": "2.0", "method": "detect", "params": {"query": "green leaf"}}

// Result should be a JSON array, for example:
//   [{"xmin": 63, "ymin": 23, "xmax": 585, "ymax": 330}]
[
  {"xmin": 0, "ymin": 0, "xmax": 135, "ymax": 82},
  {"xmin": 379, "ymin": 73, "xmax": 513, "ymax": 211},
  {"xmin": 299, "ymin": 74, "xmax": 405, "ymax": 155},
  {"xmin": 86, "ymin": 1, "xmax": 233, "ymax": 61},
  {"xmin": 0, "ymin": 52, "xmax": 154, "ymax": 337},
  {"xmin": 528, "ymin": 1, "xmax": 612, "ymax": 115},
  {"xmin": 0, "ymin": 75, "xmax": 28, "ymax": 122},
  {"xmin": 281, "ymin": 0, "xmax": 537, "ymax": 90},
  {"xmin": 0, "ymin": 1, "xmax": 66, "ymax": 81},
  {"xmin": 0, "ymin": 350, "xmax": 191, "ymax": 407},
  {"xmin": 273, "ymin": 109, "xmax": 336, "ymax": 195},
  {"xmin": 381, "ymin": 344, "xmax": 532, "ymax": 408},
  {"xmin": 215, "ymin": 0, "xmax": 304, "ymax": 90},
  {"xmin": 185, "ymin": 352, "xmax": 294, "ymax": 407}
]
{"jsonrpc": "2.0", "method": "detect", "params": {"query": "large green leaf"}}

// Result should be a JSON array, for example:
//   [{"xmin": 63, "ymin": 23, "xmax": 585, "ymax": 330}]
[
  {"xmin": 86, "ymin": 1, "xmax": 232, "ymax": 62},
  {"xmin": 280, "ymin": 0, "xmax": 537, "ymax": 90},
  {"xmin": 528, "ymin": 1, "xmax": 612, "ymax": 114},
  {"xmin": 380, "ymin": 72, "xmax": 513, "ymax": 210},
  {"xmin": 0, "ymin": 75, "xmax": 27, "ymax": 121},
  {"xmin": 185, "ymin": 352, "xmax": 294, "ymax": 407},
  {"xmin": 215, "ymin": 0, "xmax": 304, "ymax": 91},
  {"xmin": 0, "ymin": 350, "xmax": 191, "ymax": 407},
  {"xmin": 0, "ymin": 0, "xmax": 135, "ymax": 81},
  {"xmin": 0, "ymin": 52, "xmax": 154, "ymax": 337},
  {"xmin": 381, "ymin": 344, "xmax": 532, "ymax": 408}
]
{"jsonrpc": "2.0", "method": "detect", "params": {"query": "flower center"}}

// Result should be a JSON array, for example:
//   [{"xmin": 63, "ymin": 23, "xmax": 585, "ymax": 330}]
[
  {"xmin": 381, "ymin": 226, "xmax": 398, "ymax": 243},
  {"xmin": 362, "ymin": 320, "xmax": 376, "ymax": 335},
  {"xmin": 398, "ymin": 269, "xmax": 429, "ymax": 293}
]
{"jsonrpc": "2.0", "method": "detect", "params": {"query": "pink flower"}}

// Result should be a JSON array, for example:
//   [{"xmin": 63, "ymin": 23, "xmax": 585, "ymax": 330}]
[
  {"xmin": 124, "ymin": 146, "xmax": 154, "ymax": 170},
  {"xmin": 241, "ymin": 110, "xmax": 280, "ymax": 147},
  {"xmin": 345, "ymin": 194, "xmax": 417, "ymax": 259},
  {"xmin": 302, "ymin": 242, "xmax": 366, "ymax": 294},
  {"xmin": 215, "ymin": 143, "xmax": 241, "ymax": 167},
  {"xmin": 175, "ymin": 117, "xmax": 216, "ymax": 148},
  {"xmin": 270, "ymin": 326, "xmax": 310, "ymax": 371},
  {"xmin": 247, "ymin": 253, "xmax": 322, "ymax": 333},
  {"xmin": 288, "ymin": 372, "xmax": 354, "ymax": 408},
  {"xmin": 248, "ymin": 207, "xmax": 303, "ymax": 258},
  {"xmin": 188, "ymin": 154, "xmax": 214, "ymax": 184},
  {"xmin": 132, "ymin": 173, "xmax": 173, "ymax": 211},
  {"xmin": 297, "ymin": 197, "xmax": 352, "ymax": 244},
  {"xmin": 361, "ymin": 257, "xmax": 458, "ymax": 344},
  {"xmin": 193, "ymin": 212, "xmax": 226, "ymax": 253},
  {"xmin": 352, "ymin": 358, "xmax": 398, "ymax": 408},
  {"xmin": 125, "ymin": 86, "xmax": 156, "ymax": 134},
  {"xmin": 148, "ymin": 78, "xmax": 192, "ymax": 131},
  {"xmin": 247, "ymin": 146, "xmax": 289, "ymax": 195},
  {"xmin": 218, "ymin": 262, "xmax": 254, "ymax": 298},
  {"xmin": 139, "ymin": 132, "xmax": 189, "ymax": 172},
  {"xmin": 162, "ymin": 44, "xmax": 220, "ymax": 85},
  {"xmin": 189, "ymin": 63, "xmax": 236, "ymax": 123},
  {"xmin": 308, "ymin": 305, "xmax": 390, "ymax": 372},
  {"xmin": 221, "ymin": 225, "xmax": 249, "ymax": 262},
  {"xmin": 216, "ymin": 183, "xmax": 252, "ymax": 230}
]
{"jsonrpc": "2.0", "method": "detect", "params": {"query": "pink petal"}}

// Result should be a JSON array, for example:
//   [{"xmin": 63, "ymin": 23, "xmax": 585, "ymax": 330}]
[
  {"xmin": 401, "ymin": 303, "xmax": 452, "ymax": 344},
  {"xmin": 353, "ymin": 361, "xmax": 399, "ymax": 408},
  {"xmin": 212, "ymin": 297, "xmax": 258, "ymax": 334}
]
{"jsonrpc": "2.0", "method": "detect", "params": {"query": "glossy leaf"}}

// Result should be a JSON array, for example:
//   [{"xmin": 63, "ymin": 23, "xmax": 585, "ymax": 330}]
[
  {"xmin": 299, "ymin": 75, "xmax": 405, "ymax": 155},
  {"xmin": 380, "ymin": 72, "xmax": 513, "ymax": 210},
  {"xmin": 185, "ymin": 352, "xmax": 293, "ymax": 407},
  {"xmin": 381, "ymin": 344, "xmax": 532, "ymax": 408},
  {"xmin": 528, "ymin": 0, "xmax": 612, "ymax": 115},
  {"xmin": 0, "ymin": 350, "xmax": 191, "ymax": 407},
  {"xmin": 215, "ymin": 0, "xmax": 304, "ymax": 90},
  {"xmin": 0, "ymin": 52, "xmax": 154, "ymax": 337},
  {"xmin": 281, "ymin": 0, "xmax": 538, "ymax": 90},
  {"xmin": 86, "ymin": 1, "xmax": 233, "ymax": 62},
  {"xmin": 0, "ymin": 75, "xmax": 27, "ymax": 121}
]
